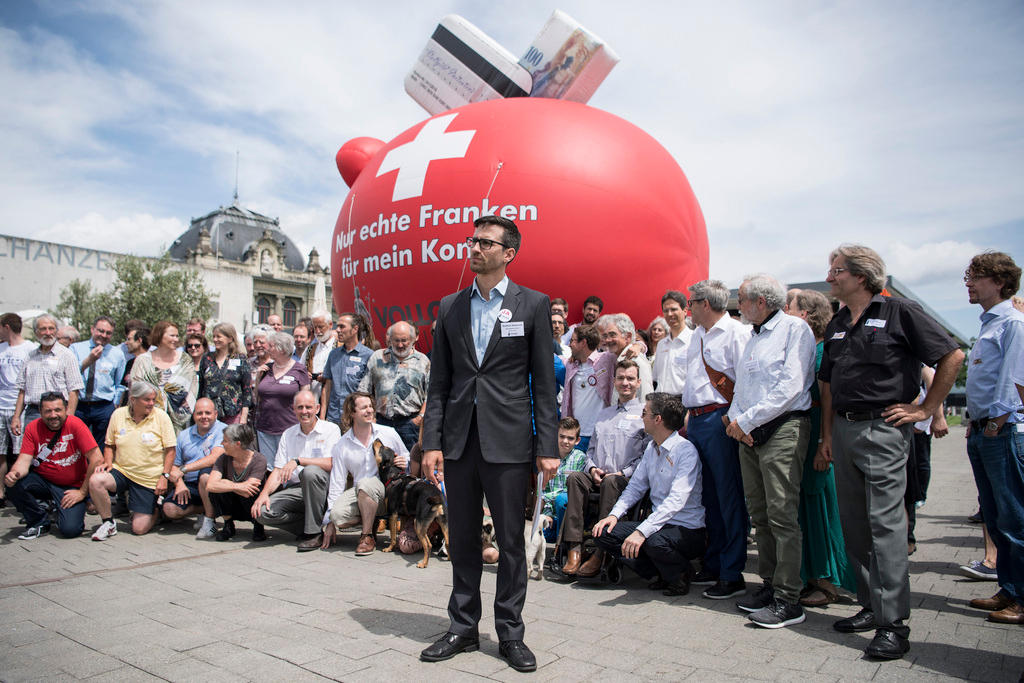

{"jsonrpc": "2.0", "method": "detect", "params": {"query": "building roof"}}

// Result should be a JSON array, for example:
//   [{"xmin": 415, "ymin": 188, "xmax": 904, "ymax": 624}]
[{"xmin": 167, "ymin": 201, "xmax": 306, "ymax": 271}]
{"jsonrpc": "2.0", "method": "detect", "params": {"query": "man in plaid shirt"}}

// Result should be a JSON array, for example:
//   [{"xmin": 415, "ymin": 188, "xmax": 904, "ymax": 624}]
[{"xmin": 540, "ymin": 417, "xmax": 587, "ymax": 541}]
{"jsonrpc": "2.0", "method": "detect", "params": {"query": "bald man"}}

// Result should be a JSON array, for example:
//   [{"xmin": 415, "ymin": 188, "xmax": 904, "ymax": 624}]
[
  {"xmin": 164, "ymin": 398, "xmax": 226, "ymax": 538},
  {"xmin": 358, "ymin": 320, "xmax": 430, "ymax": 450},
  {"xmin": 252, "ymin": 390, "xmax": 341, "ymax": 550}
]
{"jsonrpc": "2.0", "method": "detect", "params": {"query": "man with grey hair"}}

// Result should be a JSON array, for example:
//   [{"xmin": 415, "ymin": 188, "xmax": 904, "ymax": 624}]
[
  {"xmin": 818, "ymin": 244, "xmax": 963, "ymax": 659},
  {"xmin": 320, "ymin": 313, "xmax": 372, "ymax": 424},
  {"xmin": 303, "ymin": 311, "xmax": 338, "ymax": 399},
  {"xmin": 724, "ymin": 274, "xmax": 816, "ymax": 629},
  {"xmin": 56, "ymin": 325, "xmax": 79, "ymax": 347},
  {"xmin": 12, "ymin": 315, "xmax": 83, "ymax": 438},
  {"xmin": 358, "ymin": 320, "xmax": 430, "ymax": 450},
  {"xmin": 595, "ymin": 313, "xmax": 652, "ymax": 401},
  {"xmin": 683, "ymin": 280, "xmax": 752, "ymax": 600}
]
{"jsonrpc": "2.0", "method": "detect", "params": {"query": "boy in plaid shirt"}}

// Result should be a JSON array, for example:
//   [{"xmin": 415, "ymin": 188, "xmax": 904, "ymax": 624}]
[{"xmin": 541, "ymin": 417, "xmax": 588, "ymax": 541}]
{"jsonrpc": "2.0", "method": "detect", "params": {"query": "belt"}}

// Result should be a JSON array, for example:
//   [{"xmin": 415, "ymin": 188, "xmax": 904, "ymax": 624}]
[
  {"xmin": 688, "ymin": 403, "xmax": 730, "ymax": 418},
  {"xmin": 970, "ymin": 418, "xmax": 995, "ymax": 433},
  {"xmin": 837, "ymin": 409, "xmax": 886, "ymax": 422}
]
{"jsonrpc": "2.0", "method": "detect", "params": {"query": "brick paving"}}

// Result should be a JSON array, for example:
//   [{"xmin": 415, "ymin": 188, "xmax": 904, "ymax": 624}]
[{"xmin": 0, "ymin": 425, "xmax": 1021, "ymax": 681}]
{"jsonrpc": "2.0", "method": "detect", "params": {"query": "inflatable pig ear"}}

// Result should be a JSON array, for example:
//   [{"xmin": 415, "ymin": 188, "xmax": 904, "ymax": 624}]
[{"xmin": 336, "ymin": 137, "xmax": 386, "ymax": 188}]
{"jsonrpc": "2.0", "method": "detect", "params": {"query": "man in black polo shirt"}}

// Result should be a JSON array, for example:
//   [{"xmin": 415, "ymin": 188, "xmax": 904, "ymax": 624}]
[{"xmin": 817, "ymin": 244, "xmax": 963, "ymax": 660}]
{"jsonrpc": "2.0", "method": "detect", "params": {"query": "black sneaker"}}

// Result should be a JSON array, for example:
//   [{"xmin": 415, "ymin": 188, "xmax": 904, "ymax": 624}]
[
  {"xmin": 252, "ymin": 522, "xmax": 267, "ymax": 542},
  {"xmin": 703, "ymin": 578, "xmax": 747, "ymax": 600},
  {"xmin": 662, "ymin": 575, "xmax": 690, "ymax": 597},
  {"xmin": 691, "ymin": 569, "xmax": 718, "ymax": 585},
  {"xmin": 215, "ymin": 519, "xmax": 236, "ymax": 541},
  {"xmin": 748, "ymin": 598, "xmax": 806, "ymax": 629},
  {"xmin": 737, "ymin": 580, "xmax": 774, "ymax": 613}
]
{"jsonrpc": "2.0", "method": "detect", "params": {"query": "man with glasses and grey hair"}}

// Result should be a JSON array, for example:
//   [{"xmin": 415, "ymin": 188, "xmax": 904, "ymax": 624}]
[
  {"xmin": 683, "ymin": 280, "xmax": 751, "ymax": 601},
  {"xmin": 12, "ymin": 315, "xmax": 84, "ymax": 439},
  {"xmin": 724, "ymin": 273, "xmax": 816, "ymax": 629},
  {"xmin": 818, "ymin": 244, "xmax": 963, "ymax": 659},
  {"xmin": 595, "ymin": 313, "xmax": 653, "ymax": 401}
]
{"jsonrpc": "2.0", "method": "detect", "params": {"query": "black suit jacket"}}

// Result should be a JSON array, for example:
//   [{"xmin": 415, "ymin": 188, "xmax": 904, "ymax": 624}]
[{"xmin": 423, "ymin": 279, "xmax": 557, "ymax": 464}]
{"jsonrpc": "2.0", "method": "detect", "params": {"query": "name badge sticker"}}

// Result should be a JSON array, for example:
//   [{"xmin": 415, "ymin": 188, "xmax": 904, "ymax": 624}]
[
  {"xmin": 279, "ymin": 375, "xmax": 296, "ymax": 384},
  {"xmin": 500, "ymin": 321, "xmax": 525, "ymax": 337},
  {"xmin": 498, "ymin": 308, "xmax": 513, "ymax": 323},
  {"xmin": 744, "ymin": 359, "xmax": 760, "ymax": 373},
  {"xmin": 830, "ymin": 332, "xmax": 846, "ymax": 340},
  {"xmin": 228, "ymin": 359, "xmax": 240, "ymax": 369},
  {"xmin": 865, "ymin": 318, "xmax": 887, "ymax": 328}
]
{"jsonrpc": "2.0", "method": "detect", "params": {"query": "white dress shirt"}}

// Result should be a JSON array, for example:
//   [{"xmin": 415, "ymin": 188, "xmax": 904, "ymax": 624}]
[
  {"xmin": 682, "ymin": 315, "xmax": 749, "ymax": 408},
  {"xmin": 324, "ymin": 423, "xmax": 408, "ymax": 515},
  {"xmin": 609, "ymin": 431, "xmax": 704, "ymax": 537},
  {"xmin": 652, "ymin": 327, "xmax": 694, "ymax": 394},
  {"xmin": 727, "ymin": 311, "xmax": 816, "ymax": 434},
  {"xmin": 273, "ymin": 419, "xmax": 342, "ymax": 483},
  {"xmin": 966, "ymin": 299, "xmax": 1024, "ymax": 423}
]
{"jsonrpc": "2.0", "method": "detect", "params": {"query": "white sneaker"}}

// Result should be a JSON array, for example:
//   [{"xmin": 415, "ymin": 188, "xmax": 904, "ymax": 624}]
[
  {"xmin": 92, "ymin": 520, "xmax": 118, "ymax": 541},
  {"xmin": 195, "ymin": 518, "xmax": 217, "ymax": 539}
]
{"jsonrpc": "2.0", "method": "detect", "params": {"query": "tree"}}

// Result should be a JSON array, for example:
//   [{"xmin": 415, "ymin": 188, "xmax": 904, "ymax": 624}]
[{"xmin": 55, "ymin": 255, "xmax": 215, "ymax": 341}]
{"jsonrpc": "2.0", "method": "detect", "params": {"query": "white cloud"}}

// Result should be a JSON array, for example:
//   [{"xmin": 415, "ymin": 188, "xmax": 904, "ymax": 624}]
[{"xmin": 41, "ymin": 212, "xmax": 187, "ymax": 255}]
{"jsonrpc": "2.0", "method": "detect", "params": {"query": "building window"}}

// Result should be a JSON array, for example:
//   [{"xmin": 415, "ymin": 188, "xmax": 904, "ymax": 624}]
[
  {"xmin": 283, "ymin": 300, "xmax": 297, "ymax": 328},
  {"xmin": 256, "ymin": 296, "xmax": 270, "ymax": 324}
]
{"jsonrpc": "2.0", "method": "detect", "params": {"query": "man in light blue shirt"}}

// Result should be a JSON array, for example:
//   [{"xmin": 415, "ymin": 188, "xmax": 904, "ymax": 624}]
[
  {"xmin": 470, "ymin": 275, "xmax": 507, "ymax": 365},
  {"xmin": 70, "ymin": 316, "xmax": 126, "ymax": 449},
  {"xmin": 963, "ymin": 252, "xmax": 1024, "ymax": 625}
]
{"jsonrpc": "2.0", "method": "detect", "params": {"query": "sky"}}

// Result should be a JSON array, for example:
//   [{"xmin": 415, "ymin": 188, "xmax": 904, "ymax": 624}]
[{"xmin": 1, "ymin": 1, "xmax": 1022, "ymax": 339}]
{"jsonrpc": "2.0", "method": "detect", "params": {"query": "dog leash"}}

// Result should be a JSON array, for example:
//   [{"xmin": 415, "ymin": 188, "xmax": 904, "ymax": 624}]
[{"xmin": 530, "ymin": 471, "xmax": 544, "ymax": 537}]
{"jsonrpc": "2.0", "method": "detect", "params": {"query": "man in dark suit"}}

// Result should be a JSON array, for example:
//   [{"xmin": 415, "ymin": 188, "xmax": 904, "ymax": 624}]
[{"xmin": 420, "ymin": 215, "xmax": 558, "ymax": 673}]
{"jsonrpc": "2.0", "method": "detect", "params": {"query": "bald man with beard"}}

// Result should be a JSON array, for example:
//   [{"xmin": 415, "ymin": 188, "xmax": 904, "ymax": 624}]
[{"xmin": 358, "ymin": 320, "xmax": 431, "ymax": 451}]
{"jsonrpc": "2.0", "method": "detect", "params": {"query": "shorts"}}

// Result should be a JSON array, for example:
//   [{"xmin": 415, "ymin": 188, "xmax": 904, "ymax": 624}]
[
  {"xmin": 166, "ymin": 479, "xmax": 202, "ymax": 509},
  {"xmin": 110, "ymin": 469, "xmax": 158, "ymax": 514},
  {"xmin": 0, "ymin": 408, "xmax": 21, "ymax": 459},
  {"xmin": 329, "ymin": 477, "xmax": 385, "ymax": 527}
]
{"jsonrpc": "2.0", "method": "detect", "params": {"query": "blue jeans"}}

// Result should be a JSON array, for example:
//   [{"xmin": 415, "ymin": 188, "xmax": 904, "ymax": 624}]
[
  {"xmin": 6, "ymin": 471, "xmax": 87, "ymax": 537},
  {"xmin": 543, "ymin": 491, "xmax": 568, "ymax": 542},
  {"xmin": 687, "ymin": 407, "xmax": 748, "ymax": 581},
  {"xmin": 376, "ymin": 414, "xmax": 420, "ymax": 451},
  {"xmin": 967, "ymin": 425, "xmax": 1024, "ymax": 604},
  {"xmin": 75, "ymin": 400, "xmax": 117, "ymax": 454}
]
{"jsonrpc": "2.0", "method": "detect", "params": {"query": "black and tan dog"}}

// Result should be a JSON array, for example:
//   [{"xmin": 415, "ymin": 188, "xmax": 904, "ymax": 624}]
[{"xmin": 374, "ymin": 439, "xmax": 449, "ymax": 568}]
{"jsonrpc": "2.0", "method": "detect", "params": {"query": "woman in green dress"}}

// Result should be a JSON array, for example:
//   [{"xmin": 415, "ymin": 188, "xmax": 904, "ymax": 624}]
[{"xmin": 789, "ymin": 290, "xmax": 857, "ymax": 606}]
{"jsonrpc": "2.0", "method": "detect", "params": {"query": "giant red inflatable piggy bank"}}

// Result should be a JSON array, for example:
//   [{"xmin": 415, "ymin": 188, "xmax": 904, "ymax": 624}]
[{"xmin": 331, "ymin": 97, "xmax": 707, "ymax": 346}]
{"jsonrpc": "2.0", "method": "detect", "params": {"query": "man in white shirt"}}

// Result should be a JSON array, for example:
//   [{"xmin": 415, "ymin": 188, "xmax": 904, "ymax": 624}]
[
  {"xmin": 724, "ymin": 274, "xmax": 816, "ymax": 629},
  {"xmin": 682, "ymin": 280, "xmax": 752, "ymax": 601},
  {"xmin": 0, "ymin": 313, "xmax": 37, "ymax": 482},
  {"xmin": 321, "ymin": 391, "xmax": 407, "ymax": 555},
  {"xmin": 652, "ymin": 290, "xmax": 694, "ymax": 396},
  {"xmin": 303, "ymin": 310, "xmax": 338, "ymax": 400},
  {"xmin": 596, "ymin": 314, "xmax": 653, "ymax": 401},
  {"xmin": 252, "ymin": 390, "xmax": 339, "ymax": 550},
  {"xmin": 592, "ymin": 392, "xmax": 705, "ymax": 596}
]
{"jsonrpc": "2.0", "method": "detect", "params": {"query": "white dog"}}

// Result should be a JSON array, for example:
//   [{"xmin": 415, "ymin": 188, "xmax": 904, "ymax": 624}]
[{"xmin": 525, "ymin": 515, "xmax": 552, "ymax": 580}]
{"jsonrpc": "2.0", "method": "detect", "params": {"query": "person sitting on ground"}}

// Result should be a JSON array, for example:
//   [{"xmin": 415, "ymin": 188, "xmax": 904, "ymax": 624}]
[
  {"xmin": 206, "ymin": 423, "xmax": 268, "ymax": 542},
  {"xmin": 320, "ymin": 391, "xmax": 407, "ymax": 555},
  {"xmin": 5, "ymin": 392, "xmax": 102, "ymax": 539},
  {"xmin": 89, "ymin": 380, "xmax": 176, "ymax": 540},
  {"xmin": 539, "ymin": 417, "xmax": 587, "ymax": 542},
  {"xmin": 592, "ymin": 392, "xmax": 706, "ymax": 596},
  {"xmin": 162, "ymin": 398, "xmax": 225, "ymax": 539},
  {"xmin": 252, "ymin": 389, "xmax": 339, "ymax": 550}
]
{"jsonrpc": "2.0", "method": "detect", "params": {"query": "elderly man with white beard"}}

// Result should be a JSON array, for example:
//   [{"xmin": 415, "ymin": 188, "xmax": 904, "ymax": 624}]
[
  {"xmin": 595, "ymin": 313, "xmax": 653, "ymax": 401},
  {"xmin": 11, "ymin": 315, "xmax": 84, "ymax": 437},
  {"xmin": 358, "ymin": 320, "xmax": 430, "ymax": 451}
]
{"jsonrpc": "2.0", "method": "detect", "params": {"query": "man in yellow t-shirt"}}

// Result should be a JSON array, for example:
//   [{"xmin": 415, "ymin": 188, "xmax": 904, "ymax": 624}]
[{"xmin": 88, "ymin": 380, "xmax": 176, "ymax": 540}]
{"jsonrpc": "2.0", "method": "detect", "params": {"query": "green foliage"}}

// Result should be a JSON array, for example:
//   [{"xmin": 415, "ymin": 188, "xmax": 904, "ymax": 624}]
[{"xmin": 54, "ymin": 255, "xmax": 214, "ymax": 342}]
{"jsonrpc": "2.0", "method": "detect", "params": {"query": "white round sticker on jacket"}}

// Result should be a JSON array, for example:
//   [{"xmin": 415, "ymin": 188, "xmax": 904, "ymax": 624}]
[{"xmin": 498, "ymin": 308, "xmax": 513, "ymax": 323}]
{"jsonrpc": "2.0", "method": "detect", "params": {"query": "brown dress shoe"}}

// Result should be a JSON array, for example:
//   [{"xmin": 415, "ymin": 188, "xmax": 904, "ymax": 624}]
[
  {"xmin": 562, "ymin": 546, "xmax": 582, "ymax": 575},
  {"xmin": 969, "ymin": 590, "xmax": 1014, "ymax": 611},
  {"xmin": 355, "ymin": 533, "xmax": 376, "ymax": 556},
  {"xmin": 988, "ymin": 602, "xmax": 1024, "ymax": 624},
  {"xmin": 576, "ymin": 550, "xmax": 604, "ymax": 578},
  {"xmin": 297, "ymin": 533, "xmax": 324, "ymax": 552}
]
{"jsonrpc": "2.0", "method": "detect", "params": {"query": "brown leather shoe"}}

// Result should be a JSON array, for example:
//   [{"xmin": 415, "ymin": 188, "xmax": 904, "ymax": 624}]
[
  {"xmin": 562, "ymin": 546, "xmax": 582, "ymax": 575},
  {"xmin": 297, "ymin": 533, "xmax": 323, "ymax": 552},
  {"xmin": 969, "ymin": 590, "xmax": 1014, "ymax": 611},
  {"xmin": 988, "ymin": 602, "xmax": 1024, "ymax": 624},
  {"xmin": 355, "ymin": 533, "xmax": 376, "ymax": 556},
  {"xmin": 576, "ymin": 550, "xmax": 603, "ymax": 578}
]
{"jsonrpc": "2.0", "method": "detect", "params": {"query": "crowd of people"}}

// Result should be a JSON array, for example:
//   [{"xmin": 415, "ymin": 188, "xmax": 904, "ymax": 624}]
[{"xmin": 0, "ymin": 219, "xmax": 1021, "ymax": 670}]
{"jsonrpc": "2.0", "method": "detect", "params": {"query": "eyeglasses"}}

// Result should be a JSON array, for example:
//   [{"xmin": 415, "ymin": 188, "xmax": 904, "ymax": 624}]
[
  {"xmin": 827, "ymin": 267, "xmax": 847, "ymax": 277},
  {"xmin": 186, "ymin": 343, "xmax": 203, "ymax": 349},
  {"xmin": 963, "ymin": 272, "xmax": 986, "ymax": 283},
  {"xmin": 465, "ymin": 236, "xmax": 508, "ymax": 250}
]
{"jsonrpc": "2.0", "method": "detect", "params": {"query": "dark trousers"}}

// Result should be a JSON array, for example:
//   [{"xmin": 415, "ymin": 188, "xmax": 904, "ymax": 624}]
[
  {"xmin": 594, "ymin": 520, "xmax": 706, "ymax": 582},
  {"xmin": 905, "ymin": 431, "xmax": 932, "ymax": 544},
  {"xmin": 211, "ymin": 490, "xmax": 260, "ymax": 522},
  {"xmin": 562, "ymin": 470, "xmax": 628, "ymax": 544},
  {"xmin": 75, "ymin": 400, "xmax": 116, "ymax": 453},
  {"xmin": 444, "ymin": 413, "xmax": 531, "ymax": 641},
  {"xmin": 6, "ymin": 472, "xmax": 87, "ymax": 537},
  {"xmin": 376, "ymin": 414, "xmax": 420, "ymax": 452},
  {"xmin": 687, "ymin": 407, "xmax": 748, "ymax": 581}
]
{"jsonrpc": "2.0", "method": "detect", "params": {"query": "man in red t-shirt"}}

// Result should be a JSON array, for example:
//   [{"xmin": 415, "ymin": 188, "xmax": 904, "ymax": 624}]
[{"xmin": 5, "ymin": 392, "xmax": 101, "ymax": 539}]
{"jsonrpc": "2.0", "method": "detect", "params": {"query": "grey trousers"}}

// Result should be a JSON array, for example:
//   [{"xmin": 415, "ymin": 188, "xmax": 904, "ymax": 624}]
[
  {"xmin": 832, "ymin": 417, "xmax": 912, "ymax": 631},
  {"xmin": 738, "ymin": 415, "xmax": 809, "ymax": 604},
  {"xmin": 257, "ymin": 465, "xmax": 330, "ymax": 537}
]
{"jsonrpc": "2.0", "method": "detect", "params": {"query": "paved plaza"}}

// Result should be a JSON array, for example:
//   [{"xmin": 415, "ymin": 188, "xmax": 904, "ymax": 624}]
[{"xmin": 1, "ymin": 425, "xmax": 1021, "ymax": 681}]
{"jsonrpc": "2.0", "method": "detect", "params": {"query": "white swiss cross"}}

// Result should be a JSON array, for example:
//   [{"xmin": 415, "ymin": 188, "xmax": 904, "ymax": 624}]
[{"xmin": 376, "ymin": 113, "xmax": 475, "ymax": 202}]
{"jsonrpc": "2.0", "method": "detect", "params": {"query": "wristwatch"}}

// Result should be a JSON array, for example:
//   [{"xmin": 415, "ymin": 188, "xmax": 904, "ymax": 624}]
[
  {"xmin": 162, "ymin": 472, "xmax": 171, "ymax": 480},
  {"xmin": 985, "ymin": 422, "xmax": 999, "ymax": 433}
]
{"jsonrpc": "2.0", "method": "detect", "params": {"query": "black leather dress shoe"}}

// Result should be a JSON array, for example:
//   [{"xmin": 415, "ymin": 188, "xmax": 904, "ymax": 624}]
[
  {"xmin": 662, "ymin": 575, "xmax": 690, "ymax": 597},
  {"xmin": 420, "ymin": 632, "xmax": 479, "ymax": 662},
  {"xmin": 499, "ymin": 639, "xmax": 537, "ymax": 672},
  {"xmin": 865, "ymin": 628, "xmax": 910, "ymax": 660},
  {"xmin": 833, "ymin": 607, "xmax": 876, "ymax": 633}
]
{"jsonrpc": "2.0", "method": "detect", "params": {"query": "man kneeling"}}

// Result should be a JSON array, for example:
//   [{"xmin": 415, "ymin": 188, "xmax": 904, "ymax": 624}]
[{"xmin": 592, "ymin": 392, "xmax": 706, "ymax": 595}]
